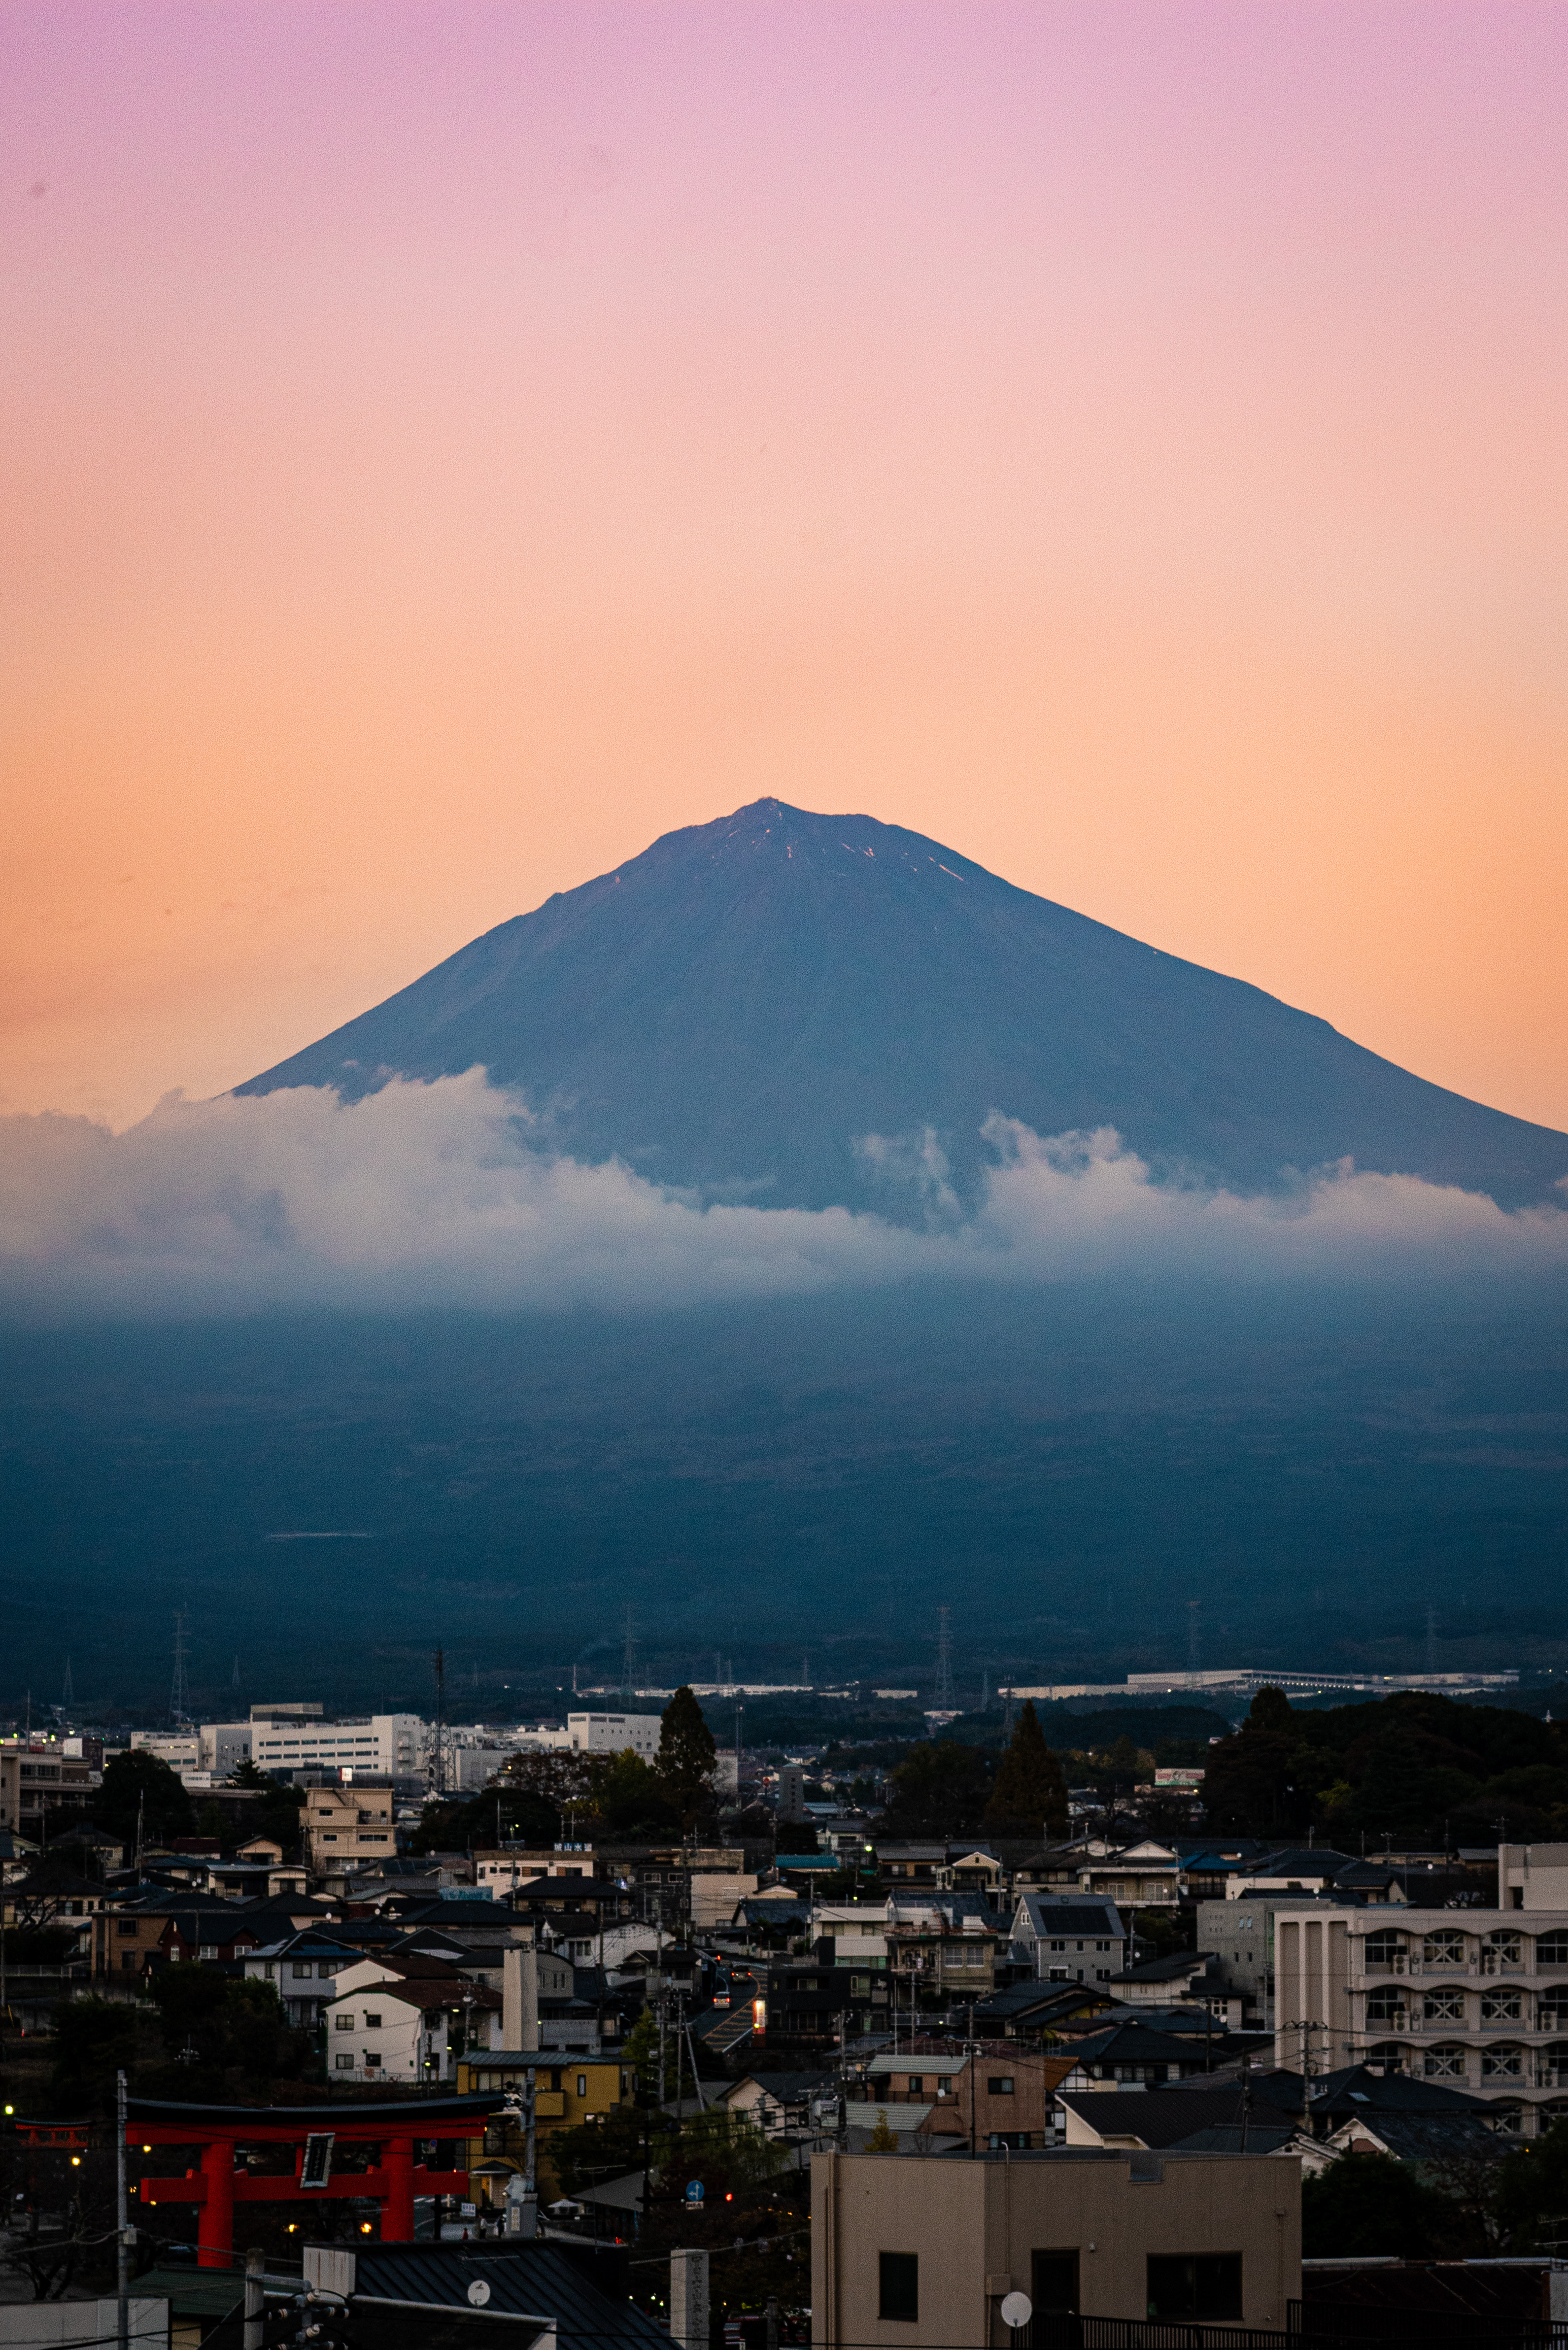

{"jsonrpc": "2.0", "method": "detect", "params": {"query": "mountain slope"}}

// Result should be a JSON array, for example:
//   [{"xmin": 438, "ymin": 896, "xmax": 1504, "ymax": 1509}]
[{"xmin": 238, "ymin": 800, "xmax": 1568, "ymax": 1209}]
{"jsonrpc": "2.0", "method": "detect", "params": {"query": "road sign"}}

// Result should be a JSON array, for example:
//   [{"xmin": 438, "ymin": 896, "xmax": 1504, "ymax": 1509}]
[{"xmin": 686, "ymin": 2180, "xmax": 705, "ymax": 2203}]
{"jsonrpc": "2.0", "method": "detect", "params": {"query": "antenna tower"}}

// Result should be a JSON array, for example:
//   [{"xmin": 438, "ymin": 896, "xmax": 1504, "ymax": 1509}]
[
  {"xmin": 169, "ymin": 1612, "xmax": 191, "ymax": 1725},
  {"xmin": 934, "ymin": 1608, "xmax": 954, "ymax": 1709},
  {"xmin": 61, "ymin": 1657, "xmax": 75, "ymax": 1711}
]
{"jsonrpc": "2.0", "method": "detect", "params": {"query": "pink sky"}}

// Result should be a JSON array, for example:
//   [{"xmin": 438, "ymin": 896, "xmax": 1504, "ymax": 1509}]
[{"xmin": 4, "ymin": 1, "xmax": 1566, "ymax": 1131}]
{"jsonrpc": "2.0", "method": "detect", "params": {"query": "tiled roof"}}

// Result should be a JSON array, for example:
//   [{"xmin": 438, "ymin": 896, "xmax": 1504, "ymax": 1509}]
[{"xmin": 348, "ymin": 2243, "xmax": 667, "ymax": 2350}]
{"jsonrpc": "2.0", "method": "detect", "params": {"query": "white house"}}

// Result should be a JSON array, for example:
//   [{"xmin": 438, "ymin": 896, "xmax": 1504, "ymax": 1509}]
[
  {"xmin": 324, "ymin": 1977, "xmax": 502, "ymax": 2084},
  {"xmin": 1011, "ymin": 1893, "xmax": 1126, "ymax": 1984}
]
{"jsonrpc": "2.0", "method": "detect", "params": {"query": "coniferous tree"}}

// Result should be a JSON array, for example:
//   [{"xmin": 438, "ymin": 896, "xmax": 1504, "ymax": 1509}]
[
  {"xmin": 984, "ymin": 1702, "xmax": 1069, "ymax": 1838},
  {"xmin": 657, "ymin": 1685, "xmax": 718, "ymax": 1827}
]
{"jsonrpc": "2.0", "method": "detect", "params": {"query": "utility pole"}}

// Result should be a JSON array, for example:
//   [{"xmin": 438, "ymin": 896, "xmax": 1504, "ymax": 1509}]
[
  {"xmin": 169, "ymin": 1612, "xmax": 191, "ymax": 1727},
  {"xmin": 934, "ymin": 1609, "xmax": 953, "ymax": 1711},
  {"xmin": 116, "ymin": 2069, "xmax": 130, "ymax": 2350}
]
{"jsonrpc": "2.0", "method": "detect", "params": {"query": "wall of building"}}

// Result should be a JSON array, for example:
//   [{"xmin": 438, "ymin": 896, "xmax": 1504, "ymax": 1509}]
[{"xmin": 811, "ymin": 2148, "xmax": 1300, "ymax": 2339}]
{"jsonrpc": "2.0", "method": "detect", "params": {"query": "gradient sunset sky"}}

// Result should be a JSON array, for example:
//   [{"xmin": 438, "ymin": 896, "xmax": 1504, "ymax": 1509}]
[{"xmin": 5, "ymin": 1, "xmax": 1566, "ymax": 1132}]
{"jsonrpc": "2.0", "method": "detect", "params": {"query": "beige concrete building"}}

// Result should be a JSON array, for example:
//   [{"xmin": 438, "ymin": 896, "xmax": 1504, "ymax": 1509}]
[
  {"xmin": 303, "ymin": 1780, "xmax": 395, "ymax": 1870},
  {"xmin": 1500, "ymin": 1845, "xmax": 1568, "ymax": 1911},
  {"xmin": 1274, "ymin": 1905, "xmax": 1568, "ymax": 2135},
  {"xmin": 0, "ymin": 1741, "xmax": 95, "ymax": 1836},
  {"xmin": 812, "ymin": 2145, "xmax": 1300, "ymax": 2339}
]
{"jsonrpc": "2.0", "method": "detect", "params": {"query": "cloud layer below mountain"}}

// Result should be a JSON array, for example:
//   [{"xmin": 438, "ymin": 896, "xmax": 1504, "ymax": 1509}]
[{"xmin": 2, "ymin": 1069, "xmax": 1566, "ymax": 1319}]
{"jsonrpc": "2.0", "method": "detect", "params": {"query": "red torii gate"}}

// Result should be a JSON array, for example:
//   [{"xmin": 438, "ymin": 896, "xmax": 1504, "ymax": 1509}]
[{"xmin": 127, "ymin": 2092, "xmax": 505, "ymax": 2269}]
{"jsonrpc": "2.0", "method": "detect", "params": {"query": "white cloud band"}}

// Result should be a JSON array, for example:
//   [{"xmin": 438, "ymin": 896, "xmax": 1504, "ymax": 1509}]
[{"xmin": 1, "ymin": 1069, "xmax": 1564, "ymax": 1319}]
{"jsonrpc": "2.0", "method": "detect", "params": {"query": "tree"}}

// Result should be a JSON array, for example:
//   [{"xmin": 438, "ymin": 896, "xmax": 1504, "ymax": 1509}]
[
  {"xmin": 588, "ymin": 1749, "xmax": 681, "ymax": 1839},
  {"xmin": 1201, "ymin": 1687, "xmax": 1308, "ymax": 1836},
  {"xmin": 865, "ymin": 2109, "xmax": 899, "ymax": 2153},
  {"xmin": 658, "ymin": 1688, "xmax": 717, "ymax": 1827},
  {"xmin": 50, "ymin": 1996, "xmax": 140, "ymax": 2113},
  {"xmin": 880, "ymin": 1742, "xmax": 992, "ymax": 1837},
  {"xmin": 142, "ymin": 1970, "xmax": 306, "ymax": 2098},
  {"xmin": 95, "ymin": 1752, "xmax": 193, "ymax": 1850},
  {"xmin": 1493, "ymin": 2113, "xmax": 1568, "ymax": 2251},
  {"xmin": 1302, "ymin": 2151, "xmax": 1456, "ymax": 2258},
  {"xmin": 985, "ymin": 1704, "xmax": 1068, "ymax": 1838},
  {"xmin": 412, "ymin": 1782, "xmax": 560, "ymax": 1856}
]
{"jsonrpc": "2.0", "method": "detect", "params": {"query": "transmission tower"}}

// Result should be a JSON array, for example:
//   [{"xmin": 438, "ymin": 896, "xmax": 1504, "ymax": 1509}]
[
  {"xmin": 169, "ymin": 1613, "xmax": 191, "ymax": 1725},
  {"xmin": 623, "ymin": 1607, "xmax": 637, "ymax": 1700},
  {"xmin": 61, "ymin": 1656, "xmax": 75, "ymax": 1711},
  {"xmin": 1425, "ymin": 1606, "xmax": 1438, "ymax": 1676},
  {"xmin": 934, "ymin": 1608, "xmax": 954, "ymax": 1709},
  {"xmin": 231, "ymin": 1654, "xmax": 241, "ymax": 1691}
]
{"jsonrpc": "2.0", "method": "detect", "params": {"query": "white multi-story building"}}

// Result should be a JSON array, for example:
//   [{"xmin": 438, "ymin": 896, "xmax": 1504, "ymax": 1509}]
[
  {"xmin": 249, "ymin": 1711, "xmax": 427, "ymax": 1780},
  {"xmin": 1274, "ymin": 1905, "xmax": 1568, "ymax": 2136},
  {"xmin": 132, "ymin": 1722, "xmax": 254, "ymax": 1779},
  {"xmin": 528, "ymin": 1712, "xmax": 662, "ymax": 1759}
]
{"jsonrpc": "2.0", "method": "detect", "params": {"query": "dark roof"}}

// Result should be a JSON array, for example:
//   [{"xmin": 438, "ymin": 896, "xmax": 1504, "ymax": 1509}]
[
  {"xmin": 1109, "ymin": 1952, "xmax": 1208, "ymax": 1984},
  {"xmin": 1169, "ymin": 2122, "xmax": 1298, "ymax": 2154},
  {"xmin": 723, "ymin": 2069, "xmax": 834, "ymax": 2102},
  {"xmin": 1015, "ymin": 1895, "xmax": 1126, "ymax": 1937},
  {"xmin": 1065, "ymin": 2020, "xmax": 1207, "ymax": 2066},
  {"xmin": 1245, "ymin": 1849, "xmax": 1357, "ymax": 1880},
  {"xmin": 1058, "ymin": 2086, "xmax": 1257, "ymax": 2147},
  {"xmin": 349, "ymin": 2243, "xmax": 668, "ymax": 2350},
  {"xmin": 1342, "ymin": 2111, "xmax": 1503, "ymax": 2164},
  {"xmin": 975, "ymin": 1980, "xmax": 1107, "ymax": 2021},
  {"xmin": 1255, "ymin": 2064, "xmax": 1489, "ymax": 2120}
]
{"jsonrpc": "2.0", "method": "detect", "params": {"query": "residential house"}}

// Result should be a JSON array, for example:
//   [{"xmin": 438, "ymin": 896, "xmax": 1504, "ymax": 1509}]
[
  {"xmin": 241, "ymin": 1931, "xmax": 361, "ymax": 2026},
  {"xmin": 303, "ymin": 1781, "xmax": 397, "ymax": 1872},
  {"xmin": 1105, "ymin": 1951, "xmax": 1242, "ymax": 2021},
  {"xmin": 974, "ymin": 1978, "xmax": 1115, "ymax": 2041},
  {"xmin": 863, "ymin": 2046, "xmax": 1073, "ymax": 2150},
  {"xmin": 885, "ymin": 1892, "xmax": 1006, "ymax": 2004},
  {"xmin": 454, "ymin": 2049, "xmax": 638, "ymax": 2204},
  {"xmin": 1011, "ymin": 1893, "xmax": 1125, "ymax": 1984},
  {"xmin": 1074, "ymin": 1837, "xmax": 1181, "ymax": 1909},
  {"xmin": 325, "ymin": 1975, "xmax": 500, "ymax": 2083},
  {"xmin": 719, "ymin": 2069, "xmax": 837, "ymax": 2139},
  {"xmin": 1056, "ymin": 2084, "xmax": 1307, "ymax": 2162},
  {"xmin": 1056, "ymin": 2018, "xmax": 1217, "ymax": 2089},
  {"xmin": 811, "ymin": 2143, "xmax": 1301, "ymax": 2335}
]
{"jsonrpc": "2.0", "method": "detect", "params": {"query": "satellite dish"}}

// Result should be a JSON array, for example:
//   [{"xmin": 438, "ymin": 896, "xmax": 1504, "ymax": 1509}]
[
  {"xmin": 1000, "ymin": 2293, "xmax": 1033, "ymax": 2330},
  {"xmin": 467, "ymin": 2281, "xmax": 492, "ymax": 2308}
]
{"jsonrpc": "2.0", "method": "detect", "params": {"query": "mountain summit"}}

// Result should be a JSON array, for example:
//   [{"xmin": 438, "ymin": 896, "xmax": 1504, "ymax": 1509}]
[{"xmin": 240, "ymin": 799, "xmax": 1567, "ymax": 1209}]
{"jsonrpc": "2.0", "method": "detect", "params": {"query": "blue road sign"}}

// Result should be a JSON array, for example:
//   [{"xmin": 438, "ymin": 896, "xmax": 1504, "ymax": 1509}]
[{"xmin": 686, "ymin": 2181, "xmax": 705, "ymax": 2203}]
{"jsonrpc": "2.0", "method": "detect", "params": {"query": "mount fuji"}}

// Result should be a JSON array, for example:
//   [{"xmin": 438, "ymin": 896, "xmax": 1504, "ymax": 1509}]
[{"xmin": 240, "ymin": 799, "xmax": 1567, "ymax": 1211}]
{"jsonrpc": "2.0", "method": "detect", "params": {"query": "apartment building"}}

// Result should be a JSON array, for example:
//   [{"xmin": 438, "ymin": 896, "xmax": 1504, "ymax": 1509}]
[
  {"xmin": 304, "ymin": 1780, "xmax": 396, "ymax": 1870},
  {"xmin": 1274, "ymin": 1905, "xmax": 1568, "ymax": 2135},
  {"xmin": 0, "ymin": 1740, "xmax": 95, "ymax": 1835}
]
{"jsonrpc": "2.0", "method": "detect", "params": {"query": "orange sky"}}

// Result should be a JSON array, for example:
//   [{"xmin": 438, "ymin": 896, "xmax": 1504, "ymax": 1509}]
[{"xmin": 4, "ymin": 1, "xmax": 1566, "ymax": 1133}]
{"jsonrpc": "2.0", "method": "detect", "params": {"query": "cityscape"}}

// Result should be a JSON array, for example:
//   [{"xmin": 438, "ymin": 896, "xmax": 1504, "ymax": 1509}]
[{"xmin": 6, "ymin": 3, "xmax": 1568, "ymax": 2347}]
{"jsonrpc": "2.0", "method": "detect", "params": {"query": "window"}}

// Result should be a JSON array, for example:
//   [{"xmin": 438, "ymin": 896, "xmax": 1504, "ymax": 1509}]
[
  {"xmin": 906, "ymin": 2076, "xmax": 924, "ymax": 2093},
  {"xmin": 1365, "ymin": 1930, "xmax": 1406, "ymax": 1969},
  {"xmin": 1542, "ymin": 2042, "xmax": 1568, "ymax": 2089},
  {"xmin": 878, "ymin": 2253, "xmax": 918, "ymax": 2323},
  {"xmin": 334, "ymin": 2053, "xmax": 353, "ymax": 2070},
  {"xmin": 1423, "ymin": 1930, "xmax": 1466, "ymax": 1968},
  {"xmin": 988, "ymin": 2077, "xmax": 1015, "ymax": 2095},
  {"xmin": 334, "ymin": 2014, "xmax": 354, "ymax": 2031},
  {"xmin": 576, "ymin": 2075, "xmax": 588, "ymax": 2098},
  {"xmin": 1482, "ymin": 1990, "xmax": 1522, "ymax": 2025},
  {"xmin": 1032, "ymin": 2252, "xmax": 1078, "ymax": 2315},
  {"xmin": 1367, "ymin": 2042, "xmax": 1407, "ymax": 2072},
  {"xmin": 363, "ymin": 2053, "xmax": 380, "ymax": 2070},
  {"xmin": 1425, "ymin": 2043, "xmax": 1468, "ymax": 2080},
  {"xmin": 1147, "ymin": 2255, "xmax": 1242, "ymax": 2322},
  {"xmin": 1486, "ymin": 1930, "xmax": 1522, "ymax": 1968},
  {"xmin": 1482, "ymin": 2044, "xmax": 1523, "ymax": 2081},
  {"xmin": 363, "ymin": 2012, "xmax": 382, "ymax": 2028},
  {"xmin": 549, "ymin": 2070, "xmax": 562, "ymax": 2091},
  {"xmin": 1423, "ymin": 1990, "xmax": 1464, "ymax": 2024},
  {"xmin": 293, "ymin": 1963, "xmax": 314, "ymax": 1979},
  {"xmin": 1367, "ymin": 1989, "xmax": 1407, "ymax": 2025},
  {"xmin": 117, "ymin": 1920, "xmax": 138, "ymax": 1937},
  {"xmin": 1540, "ymin": 1933, "xmax": 1568, "ymax": 1967}
]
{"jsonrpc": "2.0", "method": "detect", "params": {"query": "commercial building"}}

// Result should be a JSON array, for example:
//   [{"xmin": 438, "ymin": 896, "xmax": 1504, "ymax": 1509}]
[
  {"xmin": 250, "ymin": 1708, "xmax": 427, "ymax": 1781},
  {"xmin": 1274, "ymin": 1904, "xmax": 1568, "ymax": 2135},
  {"xmin": 812, "ymin": 2145, "xmax": 1300, "ymax": 2338}
]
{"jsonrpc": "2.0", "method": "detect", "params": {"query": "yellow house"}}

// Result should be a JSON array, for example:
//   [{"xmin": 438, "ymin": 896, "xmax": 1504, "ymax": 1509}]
[{"xmin": 455, "ymin": 2050, "xmax": 638, "ymax": 2207}]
